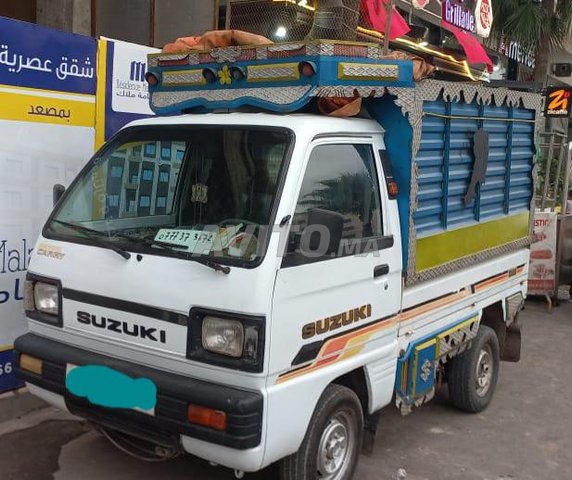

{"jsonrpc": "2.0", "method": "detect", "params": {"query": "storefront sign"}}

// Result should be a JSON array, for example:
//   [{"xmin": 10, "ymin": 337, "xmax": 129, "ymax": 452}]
[
  {"xmin": 529, "ymin": 212, "xmax": 558, "ymax": 295},
  {"xmin": 442, "ymin": 0, "xmax": 475, "ymax": 33},
  {"xmin": 97, "ymin": 38, "xmax": 158, "ymax": 147},
  {"xmin": 475, "ymin": 0, "xmax": 493, "ymax": 38},
  {"xmin": 110, "ymin": 39, "xmax": 158, "ymax": 116},
  {"xmin": 544, "ymin": 87, "xmax": 572, "ymax": 118},
  {"xmin": 499, "ymin": 39, "xmax": 535, "ymax": 69}
]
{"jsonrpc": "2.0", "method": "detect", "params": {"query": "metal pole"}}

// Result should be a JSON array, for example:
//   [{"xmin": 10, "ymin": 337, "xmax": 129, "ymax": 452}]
[
  {"xmin": 554, "ymin": 140, "xmax": 566, "ymax": 209},
  {"xmin": 562, "ymin": 144, "xmax": 571, "ymax": 213},
  {"xmin": 554, "ymin": 148, "xmax": 571, "ymax": 298},
  {"xmin": 383, "ymin": 0, "xmax": 394, "ymax": 56},
  {"xmin": 541, "ymin": 132, "xmax": 556, "ymax": 210}
]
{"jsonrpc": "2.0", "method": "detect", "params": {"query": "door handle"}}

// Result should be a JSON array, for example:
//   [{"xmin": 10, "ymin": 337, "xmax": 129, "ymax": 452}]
[{"xmin": 374, "ymin": 264, "xmax": 390, "ymax": 278}]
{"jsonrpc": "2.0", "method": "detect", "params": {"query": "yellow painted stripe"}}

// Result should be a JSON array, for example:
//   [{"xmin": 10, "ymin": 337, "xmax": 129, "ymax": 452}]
[
  {"xmin": 416, "ymin": 212, "xmax": 530, "ymax": 272},
  {"xmin": 0, "ymin": 89, "xmax": 95, "ymax": 127},
  {"xmin": 95, "ymin": 38, "xmax": 108, "ymax": 150},
  {"xmin": 0, "ymin": 345, "xmax": 14, "ymax": 353}
]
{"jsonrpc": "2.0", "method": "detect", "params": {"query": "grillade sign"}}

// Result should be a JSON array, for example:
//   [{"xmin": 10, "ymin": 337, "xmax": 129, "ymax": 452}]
[
  {"xmin": 442, "ymin": 0, "xmax": 476, "ymax": 32},
  {"xmin": 441, "ymin": 0, "xmax": 493, "ymax": 37}
]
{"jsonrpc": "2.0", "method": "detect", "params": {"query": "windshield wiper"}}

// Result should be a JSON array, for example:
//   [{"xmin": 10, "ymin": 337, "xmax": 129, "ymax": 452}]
[
  {"xmin": 129, "ymin": 238, "xmax": 231, "ymax": 275},
  {"xmin": 52, "ymin": 220, "xmax": 230, "ymax": 273},
  {"xmin": 51, "ymin": 220, "xmax": 132, "ymax": 260}
]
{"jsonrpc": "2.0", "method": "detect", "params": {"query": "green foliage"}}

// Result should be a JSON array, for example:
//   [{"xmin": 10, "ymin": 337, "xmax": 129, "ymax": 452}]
[
  {"xmin": 491, "ymin": 0, "xmax": 572, "ymax": 53},
  {"xmin": 300, "ymin": 173, "xmax": 370, "ymax": 214}
]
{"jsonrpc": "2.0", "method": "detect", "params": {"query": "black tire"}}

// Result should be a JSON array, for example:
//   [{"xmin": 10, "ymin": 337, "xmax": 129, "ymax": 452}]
[
  {"xmin": 447, "ymin": 325, "xmax": 500, "ymax": 413},
  {"xmin": 280, "ymin": 384, "xmax": 364, "ymax": 480}
]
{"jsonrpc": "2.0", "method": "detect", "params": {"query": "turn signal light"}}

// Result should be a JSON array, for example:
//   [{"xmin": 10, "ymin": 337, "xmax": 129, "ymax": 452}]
[
  {"xmin": 187, "ymin": 404, "xmax": 227, "ymax": 431},
  {"xmin": 299, "ymin": 61, "xmax": 317, "ymax": 77},
  {"xmin": 388, "ymin": 181, "xmax": 399, "ymax": 199},
  {"xmin": 20, "ymin": 354, "xmax": 43, "ymax": 376},
  {"xmin": 230, "ymin": 67, "xmax": 246, "ymax": 81},
  {"xmin": 202, "ymin": 68, "xmax": 217, "ymax": 84},
  {"xmin": 145, "ymin": 72, "xmax": 159, "ymax": 86}
]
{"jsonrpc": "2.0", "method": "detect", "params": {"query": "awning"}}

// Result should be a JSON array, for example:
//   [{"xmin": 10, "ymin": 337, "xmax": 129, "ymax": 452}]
[{"xmin": 442, "ymin": 21, "xmax": 493, "ymax": 71}]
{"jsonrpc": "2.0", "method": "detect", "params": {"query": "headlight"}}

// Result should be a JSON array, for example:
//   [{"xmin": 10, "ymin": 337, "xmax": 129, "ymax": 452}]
[
  {"xmin": 202, "ymin": 316, "xmax": 244, "ymax": 358},
  {"xmin": 34, "ymin": 282, "xmax": 60, "ymax": 315},
  {"xmin": 188, "ymin": 309, "xmax": 265, "ymax": 372}
]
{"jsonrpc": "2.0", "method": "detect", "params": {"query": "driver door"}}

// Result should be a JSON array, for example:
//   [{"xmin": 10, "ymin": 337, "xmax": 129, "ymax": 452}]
[{"xmin": 270, "ymin": 136, "xmax": 401, "ymax": 410}]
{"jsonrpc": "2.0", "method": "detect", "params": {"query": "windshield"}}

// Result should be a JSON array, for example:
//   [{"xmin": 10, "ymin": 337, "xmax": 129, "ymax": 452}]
[{"xmin": 47, "ymin": 126, "xmax": 292, "ymax": 265}]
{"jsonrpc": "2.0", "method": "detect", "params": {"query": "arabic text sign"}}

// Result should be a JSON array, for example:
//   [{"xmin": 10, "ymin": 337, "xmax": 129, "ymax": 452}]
[
  {"xmin": 528, "ymin": 212, "xmax": 558, "ymax": 295},
  {"xmin": 0, "ymin": 16, "xmax": 96, "ymax": 95},
  {"xmin": 0, "ymin": 87, "xmax": 95, "ymax": 127}
]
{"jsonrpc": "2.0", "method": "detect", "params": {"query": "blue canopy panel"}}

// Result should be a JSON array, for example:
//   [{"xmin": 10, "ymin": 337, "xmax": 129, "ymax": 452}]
[
  {"xmin": 146, "ymin": 42, "xmax": 414, "ymax": 114},
  {"xmin": 369, "ymin": 92, "xmax": 536, "ymax": 277},
  {"xmin": 414, "ymin": 100, "xmax": 535, "ymax": 238}
]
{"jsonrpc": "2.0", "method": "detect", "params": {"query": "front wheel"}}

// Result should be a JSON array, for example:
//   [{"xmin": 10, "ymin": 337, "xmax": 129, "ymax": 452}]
[
  {"xmin": 447, "ymin": 325, "xmax": 500, "ymax": 413},
  {"xmin": 280, "ymin": 384, "xmax": 364, "ymax": 480}
]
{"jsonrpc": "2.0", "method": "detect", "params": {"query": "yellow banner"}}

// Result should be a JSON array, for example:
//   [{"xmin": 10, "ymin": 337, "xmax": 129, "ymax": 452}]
[
  {"xmin": 95, "ymin": 39, "xmax": 108, "ymax": 150},
  {"xmin": 0, "ymin": 85, "xmax": 95, "ymax": 127},
  {"xmin": 416, "ymin": 212, "xmax": 530, "ymax": 272}
]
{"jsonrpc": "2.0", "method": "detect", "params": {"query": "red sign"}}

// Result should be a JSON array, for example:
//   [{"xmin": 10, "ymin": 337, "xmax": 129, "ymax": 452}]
[{"xmin": 475, "ymin": 0, "xmax": 493, "ymax": 37}]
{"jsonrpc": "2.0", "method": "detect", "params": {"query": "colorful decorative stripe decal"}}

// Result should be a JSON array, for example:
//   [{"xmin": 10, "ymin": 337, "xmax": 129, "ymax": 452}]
[
  {"xmin": 277, "ymin": 265, "xmax": 526, "ymax": 384},
  {"xmin": 277, "ymin": 317, "xmax": 398, "ymax": 384}
]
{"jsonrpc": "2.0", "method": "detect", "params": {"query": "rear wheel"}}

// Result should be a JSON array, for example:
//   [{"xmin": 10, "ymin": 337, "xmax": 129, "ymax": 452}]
[
  {"xmin": 447, "ymin": 325, "xmax": 500, "ymax": 413},
  {"xmin": 280, "ymin": 384, "xmax": 363, "ymax": 480}
]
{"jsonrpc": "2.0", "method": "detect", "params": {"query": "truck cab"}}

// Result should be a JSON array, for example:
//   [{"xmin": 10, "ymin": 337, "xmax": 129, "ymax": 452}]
[{"xmin": 17, "ymin": 112, "xmax": 402, "ymax": 471}]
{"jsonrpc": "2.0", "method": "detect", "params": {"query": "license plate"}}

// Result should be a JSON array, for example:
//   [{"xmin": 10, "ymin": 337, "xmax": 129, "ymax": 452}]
[{"xmin": 66, "ymin": 364, "xmax": 157, "ymax": 416}]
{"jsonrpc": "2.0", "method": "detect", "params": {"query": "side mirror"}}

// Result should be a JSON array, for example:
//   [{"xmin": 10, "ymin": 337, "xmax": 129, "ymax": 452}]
[
  {"xmin": 53, "ymin": 184, "xmax": 66, "ymax": 207},
  {"xmin": 300, "ymin": 208, "xmax": 344, "ymax": 257}
]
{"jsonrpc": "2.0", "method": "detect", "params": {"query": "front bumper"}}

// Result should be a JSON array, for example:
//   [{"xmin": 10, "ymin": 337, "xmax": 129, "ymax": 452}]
[{"xmin": 14, "ymin": 333, "xmax": 263, "ymax": 451}]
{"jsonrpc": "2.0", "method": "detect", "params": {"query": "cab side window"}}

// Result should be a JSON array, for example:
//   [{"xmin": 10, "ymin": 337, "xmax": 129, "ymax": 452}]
[{"xmin": 292, "ymin": 144, "xmax": 383, "ymax": 239}]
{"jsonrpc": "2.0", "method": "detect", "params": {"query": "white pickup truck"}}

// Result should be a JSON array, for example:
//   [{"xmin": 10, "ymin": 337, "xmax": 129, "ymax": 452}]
[{"xmin": 15, "ymin": 41, "xmax": 540, "ymax": 480}]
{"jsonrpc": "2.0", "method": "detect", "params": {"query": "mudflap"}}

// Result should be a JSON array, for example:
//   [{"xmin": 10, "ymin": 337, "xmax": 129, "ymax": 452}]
[
  {"xmin": 501, "ymin": 323, "xmax": 521, "ymax": 363},
  {"xmin": 362, "ymin": 411, "xmax": 381, "ymax": 456}
]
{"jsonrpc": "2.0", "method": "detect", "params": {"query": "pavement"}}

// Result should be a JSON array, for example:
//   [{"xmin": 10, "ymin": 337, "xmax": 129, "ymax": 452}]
[{"xmin": 0, "ymin": 299, "xmax": 570, "ymax": 480}]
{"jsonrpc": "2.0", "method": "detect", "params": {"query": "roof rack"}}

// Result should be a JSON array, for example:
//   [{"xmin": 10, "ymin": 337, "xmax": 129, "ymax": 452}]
[{"xmin": 146, "ymin": 40, "xmax": 414, "ymax": 115}]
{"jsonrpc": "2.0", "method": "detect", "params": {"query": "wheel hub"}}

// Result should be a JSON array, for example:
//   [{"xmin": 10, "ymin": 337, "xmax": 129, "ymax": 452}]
[
  {"xmin": 476, "ymin": 345, "xmax": 493, "ymax": 397},
  {"xmin": 317, "ymin": 412, "xmax": 355, "ymax": 479}
]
